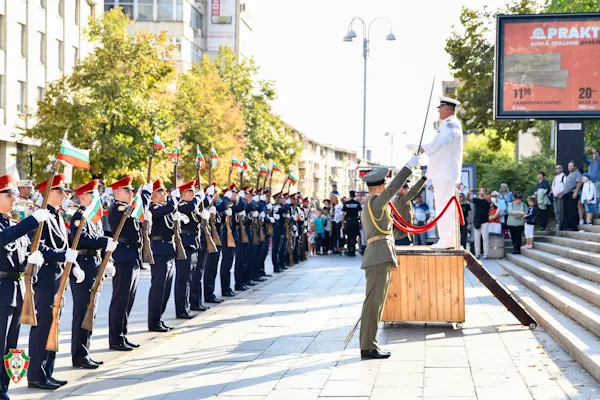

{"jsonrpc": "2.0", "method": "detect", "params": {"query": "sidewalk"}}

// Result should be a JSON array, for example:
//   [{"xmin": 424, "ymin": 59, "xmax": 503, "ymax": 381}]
[{"xmin": 11, "ymin": 255, "xmax": 600, "ymax": 400}]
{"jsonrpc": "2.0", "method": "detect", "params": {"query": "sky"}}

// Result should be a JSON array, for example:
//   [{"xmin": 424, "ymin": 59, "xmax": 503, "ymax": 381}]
[{"xmin": 251, "ymin": 0, "xmax": 507, "ymax": 167}]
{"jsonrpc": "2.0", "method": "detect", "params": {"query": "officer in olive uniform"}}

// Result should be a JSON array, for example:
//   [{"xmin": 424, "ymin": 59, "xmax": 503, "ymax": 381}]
[
  {"xmin": 29, "ymin": 174, "xmax": 83, "ymax": 390},
  {"xmin": 147, "ymin": 178, "xmax": 178, "ymax": 332},
  {"xmin": 0, "ymin": 175, "xmax": 51, "ymax": 399},
  {"xmin": 108, "ymin": 176, "xmax": 151, "ymax": 352},
  {"xmin": 392, "ymin": 178, "xmax": 427, "ymax": 246},
  {"xmin": 203, "ymin": 186, "xmax": 222, "ymax": 303},
  {"xmin": 70, "ymin": 180, "xmax": 118, "ymax": 369},
  {"xmin": 359, "ymin": 157, "xmax": 420, "ymax": 359}
]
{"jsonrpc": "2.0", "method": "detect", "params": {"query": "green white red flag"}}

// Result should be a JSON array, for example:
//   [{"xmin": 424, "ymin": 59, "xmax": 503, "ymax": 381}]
[
  {"xmin": 131, "ymin": 191, "xmax": 145, "ymax": 222},
  {"xmin": 288, "ymin": 172, "xmax": 298, "ymax": 185},
  {"xmin": 242, "ymin": 160, "xmax": 249, "ymax": 171},
  {"xmin": 210, "ymin": 146, "xmax": 219, "ymax": 168},
  {"xmin": 260, "ymin": 164, "xmax": 268, "ymax": 175},
  {"xmin": 58, "ymin": 132, "xmax": 90, "ymax": 170},
  {"xmin": 82, "ymin": 190, "xmax": 103, "ymax": 224},
  {"xmin": 231, "ymin": 156, "xmax": 242, "ymax": 170},
  {"xmin": 153, "ymin": 134, "xmax": 165, "ymax": 151},
  {"xmin": 196, "ymin": 146, "xmax": 206, "ymax": 169},
  {"xmin": 168, "ymin": 145, "xmax": 181, "ymax": 162},
  {"xmin": 272, "ymin": 163, "xmax": 281, "ymax": 174}
]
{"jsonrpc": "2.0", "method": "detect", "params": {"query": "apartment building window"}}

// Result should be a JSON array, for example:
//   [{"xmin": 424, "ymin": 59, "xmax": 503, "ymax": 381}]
[
  {"xmin": 119, "ymin": 1, "xmax": 134, "ymax": 18},
  {"xmin": 191, "ymin": 43, "xmax": 202, "ymax": 64},
  {"xmin": 73, "ymin": 46, "xmax": 79, "ymax": 66},
  {"xmin": 58, "ymin": 40, "xmax": 64, "ymax": 71},
  {"xmin": 157, "ymin": 0, "xmax": 173, "ymax": 21},
  {"xmin": 17, "ymin": 81, "xmax": 26, "ymax": 114},
  {"xmin": 37, "ymin": 86, "xmax": 45, "ymax": 102},
  {"xmin": 74, "ymin": 0, "xmax": 80, "ymax": 24},
  {"xmin": 176, "ymin": 0, "xmax": 183, "ymax": 21},
  {"xmin": 39, "ymin": 32, "xmax": 46, "ymax": 64},
  {"xmin": 19, "ymin": 24, "xmax": 27, "ymax": 57},
  {"xmin": 58, "ymin": 0, "xmax": 64, "ymax": 17},
  {"xmin": 104, "ymin": 0, "xmax": 115, "ymax": 12},
  {"xmin": 191, "ymin": 6, "xmax": 203, "ymax": 31},
  {"xmin": 137, "ymin": 0, "xmax": 154, "ymax": 21}
]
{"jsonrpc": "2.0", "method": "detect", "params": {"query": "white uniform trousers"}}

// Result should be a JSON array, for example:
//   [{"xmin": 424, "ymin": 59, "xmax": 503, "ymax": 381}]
[{"xmin": 433, "ymin": 179, "xmax": 458, "ymax": 247}]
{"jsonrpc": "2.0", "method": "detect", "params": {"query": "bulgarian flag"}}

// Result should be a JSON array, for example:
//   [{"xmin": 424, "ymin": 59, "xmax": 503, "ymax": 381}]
[
  {"xmin": 242, "ymin": 160, "xmax": 249, "ymax": 171},
  {"xmin": 58, "ymin": 132, "xmax": 90, "ymax": 170},
  {"xmin": 231, "ymin": 156, "xmax": 242, "ymax": 170},
  {"xmin": 259, "ymin": 164, "xmax": 268, "ymax": 175},
  {"xmin": 210, "ymin": 146, "xmax": 220, "ymax": 167},
  {"xmin": 131, "ymin": 191, "xmax": 145, "ymax": 222},
  {"xmin": 272, "ymin": 163, "xmax": 281, "ymax": 174},
  {"xmin": 288, "ymin": 172, "xmax": 298, "ymax": 185},
  {"xmin": 153, "ymin": 134, "xmax": 165, "ymax": 151},
  {"xmin": 196, "ymin": 146, "xmax": 206, "ymax": 169},
  {"xmin": 168, "ymin": 145, "xmax": 181, "ymax": 162},
  {"xmin": 82, "ymin": 190, "xmax": 103, "ymax": 224},
  {"xmin": 267, "ymin": 167, "xmax": 272, "ymax": 177}
]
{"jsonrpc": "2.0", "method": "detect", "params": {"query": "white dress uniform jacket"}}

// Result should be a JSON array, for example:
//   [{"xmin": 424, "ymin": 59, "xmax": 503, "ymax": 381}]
[{"xmin": 422, "ymin": 114, "xmax": 463, "ymax": 183}]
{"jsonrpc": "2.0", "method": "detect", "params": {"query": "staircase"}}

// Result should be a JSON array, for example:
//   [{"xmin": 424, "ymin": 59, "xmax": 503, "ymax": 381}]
[{"xmin": 496, "ymin": 223, "xmax": 600, "ymax": 382}]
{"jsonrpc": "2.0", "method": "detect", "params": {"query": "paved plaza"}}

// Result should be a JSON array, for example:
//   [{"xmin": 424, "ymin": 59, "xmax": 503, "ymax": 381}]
[{"xmin": 9, "ymin": 255, "xmax": 600, "ymax": 400}]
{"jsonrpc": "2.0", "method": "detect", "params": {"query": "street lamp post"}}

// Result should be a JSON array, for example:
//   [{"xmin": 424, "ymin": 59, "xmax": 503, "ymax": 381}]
[
  {"xmin": 384, "ymin": 132, "xmax": 394, "ymax": 166},
  {"xmin": 343, "ymin": 17, "xmax": 396, "ymax": 164}
]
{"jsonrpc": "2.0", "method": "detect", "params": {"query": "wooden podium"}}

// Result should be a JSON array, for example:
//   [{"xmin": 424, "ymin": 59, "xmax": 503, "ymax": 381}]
[{"xmin": 382, "ymin": 246, "xmax": 466, "ymax": 326}]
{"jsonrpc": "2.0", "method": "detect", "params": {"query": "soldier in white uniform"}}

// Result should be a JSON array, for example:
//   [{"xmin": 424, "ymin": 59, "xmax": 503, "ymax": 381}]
[{"xmin": 412, "ymin": 97, "xmax": 463, "ymax": 249}]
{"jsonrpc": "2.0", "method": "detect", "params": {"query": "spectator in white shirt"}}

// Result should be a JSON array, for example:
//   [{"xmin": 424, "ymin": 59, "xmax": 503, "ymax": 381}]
[
  {"xmin": 581, "ymin": 173, "xmax": 596, "ymax": 225},
  {"xmin": 552, "ymin": 165, "xmax": 566, "ymax": 230}
]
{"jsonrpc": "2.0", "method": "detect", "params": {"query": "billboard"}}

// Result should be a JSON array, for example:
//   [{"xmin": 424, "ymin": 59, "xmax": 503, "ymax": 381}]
[
  {"xmin": 495, "ymin": 13, "xmax": 600, "ymax": 119},
  {"xmin": 207, "ymin": 0, "xmax": 236, "ymax": 52}
]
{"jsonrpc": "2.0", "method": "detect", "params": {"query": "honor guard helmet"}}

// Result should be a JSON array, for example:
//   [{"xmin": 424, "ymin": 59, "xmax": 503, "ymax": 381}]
[
  {"xmin": 36, "ymin": 174, "xmax": 70, "ymax": 193},
  {"xmin": 73, "ymin": 179, "xmax": 100, "ymax": 196},
  {"xmin": 109, "ymin": 176, "xmax": 134, "ymax": 191},
  {"xmin": 0, "ymin": 175, "xmax": 18, "ymax": 195}
]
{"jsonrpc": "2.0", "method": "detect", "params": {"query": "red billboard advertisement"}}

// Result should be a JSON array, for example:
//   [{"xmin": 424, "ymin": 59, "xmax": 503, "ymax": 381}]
[{"xmin": 495, "ymin": 13, "xmax": 600, "ymax": 119}]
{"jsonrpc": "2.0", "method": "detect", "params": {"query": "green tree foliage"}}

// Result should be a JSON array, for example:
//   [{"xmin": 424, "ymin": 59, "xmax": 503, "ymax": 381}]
[
  {"xmin": 445, "ymin": 1, "xmax": 541, "ymax": 149},
  {"xmin": 463, "ymin": 131, "xmax": 515, "ymax": 186},
  {"xmin": 213, "ymin": 46, "xmax": 301, "ymax": 188},
  {"xmin": 24, "ymin": 9, "xmax": 177, "ymax": 185},
  {"xmin": 175, "ymin": 55, "xmax": 245, "ymax": 186}
]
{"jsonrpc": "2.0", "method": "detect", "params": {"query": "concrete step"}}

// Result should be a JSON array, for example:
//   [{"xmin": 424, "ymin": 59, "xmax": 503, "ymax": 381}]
[
  {"xmin": 498, "ymin": 260, "xmax": 600, "ymax": 338},
  {"xmin": 579, "ymin": 224, "xmax": 600, "ymax": 234},
  {"xmin": 523, "ymin": 245, "xmax": 600, "ymax": 280},
  {"xmin": 559, "ymin": 229, "xmax": 600, "ymax": 244},
  {"xmin": 495, "ymin": 260, "xmax": 600, "ymax": 382},
  {"xmin": 506, "ymin": 253, "xmax": 600, "ymax": 308},
  {"xmin": 537, "ymin": 235, "xmax": 600, "ymax": 254}
]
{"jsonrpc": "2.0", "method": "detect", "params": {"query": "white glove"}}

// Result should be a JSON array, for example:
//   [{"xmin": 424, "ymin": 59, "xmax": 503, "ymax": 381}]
[
  {"xmin": 252, "ymin": 210, "xmax": 259, "ymax": 218},
  {"xmin": 284, "ymin": 213, "xmax": 291, "ymax": 219},
  {"xmin": 209, "ymin": 206, "xmax": 217, "ymax": 215},
  {"xmin": 143, "ymin": 183, "xmax": 153, "ymax": 193},
  {"xmin": 206, "ymin": 185, "xmax": 215, "ymax": 196},
  {"xmin": 201, "ymin": 209, "xmax": 210, "ymax": 220},
  {"xmin": 61, "ymin": 198, "xmax": 73, "ymax": 211},
  {"xmin": 105, "ymin": 261, "xmax": 116, "ymax": 278},
  {"xmin": 224, "ymin": 191, "xmax": 232, "ymax": 199},
  {"xmin": 172, "ymin": 212, "xmax": 182, "ymax": 221},
  {"xmin": 103, "ymin": 187, "xmax": 113, "ymax": 197},
  {"xmin": 180, "ymin": 214, "xmax": 190, "ymax": 224},
  {"xmin": 32, "ymin": 209, "xmax": 51, "ymax": 223},
  {"xmin": 171, "ymin": 189, "xmax": 180, "ymax": 200},
  {"xmin": 195, "ymin": 187, "xmax": 205, "ymax": 201},
  {"xmin": 293, "ymin": 232, "xmax": 299, "ymax": 238},
  {"xmin": 105, "ymin": 239, "xmax": 118, "ymax": 252},
  {"xmin": 292, "ymin": 225, "xmax": 298, "ymax": 232},
  {"xmin": 66, "ymin": 249, "xmax": 78, "ymax": 263},
  {"xmin": 268, "ymin": 217, "xmax": 275, "ymax": 223},
  {"xmin": 239, "ymin": 210, "xmax": 246, "ymax": 218},
  {"xmin": 260, "ymin": 195, "xmax": 266, "ymax": 202},
  {"xmin": 259, "ymin": 211, "xmax": 265, "ymax": 218},
  {"xmin": 27, "ymin": 251, "xmax": 44, "ymax": 266},
  {"xmin": 253, "ymin": 195, "xmax": 259, "ymax": 203},
  {"xmin": 144, "ymin": 210, "xmax": 152, "ymax": 222},
  {"xmin": 286, "ymin": 199, "xmax": 291, "ymax": 205},
  {"xmin": 274, "ymin": 214, "xmax": 280, "ymax": 221},
  {"xmin": 225, "ymin": 208, "xmax": 232, "ymax": 216},
  {"xmin": 406, "ymin": 155, "xmax": 420, "ymax": 169},
  {"xmin": 272, "ymin": 205, "xmax": 279, "ymax": 212},
  {"xmin": 72, "ymin": 263, "xmax": 85, "ymax": 284}
]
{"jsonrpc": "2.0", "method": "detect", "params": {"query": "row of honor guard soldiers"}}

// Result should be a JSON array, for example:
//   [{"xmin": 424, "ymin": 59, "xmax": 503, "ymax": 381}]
[{"xmin": 0, "ymin": 172, "xmax": 311, "ymax": 398}]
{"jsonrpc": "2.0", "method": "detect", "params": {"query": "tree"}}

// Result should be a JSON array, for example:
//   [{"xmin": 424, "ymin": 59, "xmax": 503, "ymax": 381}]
[
  {"xmin": 445, "ymin": 1, "xmax": 541, "ymax": 148},
  {"xmin": 213, "ymin": 46, "xmax": 301, "ymax": 187},
  {"xmin": 174, "ymin": 55, "xmax": 245, "ymax": 186},
  {"xmin": 24, "ymin": 9, "xmax": 177, "ymax": 185},
  {"xmin": 463, "ymin": 130, "xmax": 515, "ymax": 186}
]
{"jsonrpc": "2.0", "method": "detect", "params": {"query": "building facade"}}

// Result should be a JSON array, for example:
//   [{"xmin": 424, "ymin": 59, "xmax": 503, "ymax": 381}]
[
  {"xmin": 0, "ymin": 0, "xmax": 101, "ymax": 178},
  {"xmin": 291, "ymin": 128, "xmax": 358, "ymax": 201}
]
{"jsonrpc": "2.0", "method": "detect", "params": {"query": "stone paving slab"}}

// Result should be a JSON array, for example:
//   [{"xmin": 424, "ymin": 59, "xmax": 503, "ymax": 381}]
[{"xmin": 7, "ymin": 255, "xmax": 600, "ymax": 399}]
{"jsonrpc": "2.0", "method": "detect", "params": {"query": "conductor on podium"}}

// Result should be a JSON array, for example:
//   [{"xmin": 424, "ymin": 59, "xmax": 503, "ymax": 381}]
[{"xmin": 359, "ymin": 156, "xmax": 420, "ymax": 359}]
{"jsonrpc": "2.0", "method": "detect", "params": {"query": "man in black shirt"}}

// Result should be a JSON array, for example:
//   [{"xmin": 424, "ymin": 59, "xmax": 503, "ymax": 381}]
[
  {"xmin": 467, "ymin": 188, "xmax": 491, "ymax": 259},
  {"xmin": 342, "ymin": 191, "xmax": 362, "ymax": 257}
]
